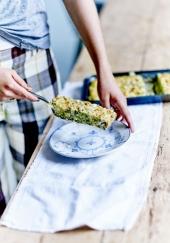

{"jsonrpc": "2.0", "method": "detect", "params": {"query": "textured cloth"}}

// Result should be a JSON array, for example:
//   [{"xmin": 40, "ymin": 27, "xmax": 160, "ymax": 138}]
[
  {"xmin": 0, "ymin": 0, "xmax": 50, "ymax": 49},
  {"xmin": 0, "ymin": 125, "xmax": 17, "ymax": 203},
  {"xmin": 0, "ymin": 82, "xmax": 162, "ymax": 232},
  {"xmin": 0, "ymin": 37, "xmax": 14, "ymax": 50},
  {"xmin": 0, "ymin": 47, "xmax": 60, "ymax": 212}
]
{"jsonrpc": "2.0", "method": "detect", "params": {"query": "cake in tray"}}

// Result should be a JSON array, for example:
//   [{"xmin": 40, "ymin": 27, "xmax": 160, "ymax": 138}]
[
  {"xmin": 154, "ymin": 73, "xmax": 170, "ymax": 95},
  {"xmin": 88, "ymin": 73, "xmax": 147, "ymax": 101}
]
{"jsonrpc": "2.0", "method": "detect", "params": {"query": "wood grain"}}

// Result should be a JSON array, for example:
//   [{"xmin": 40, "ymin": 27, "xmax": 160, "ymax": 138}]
[{"xmin": 0, "ymin": 227, "xmax": 102, "ymax": 243}]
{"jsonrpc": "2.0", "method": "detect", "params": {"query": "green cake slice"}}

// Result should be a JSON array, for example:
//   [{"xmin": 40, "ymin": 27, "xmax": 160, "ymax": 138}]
[
  {"xmin": 50, "ymin": 96, "xmax": 116, "ymax": 129},
  {"xmin": 155, "ymin": 73, "xmax": 170, "ymax": 94}
]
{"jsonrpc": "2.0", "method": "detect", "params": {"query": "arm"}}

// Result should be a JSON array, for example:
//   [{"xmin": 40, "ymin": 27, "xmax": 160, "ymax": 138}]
[{"xmin": 63, "ymin": 0, "xmax": 134, "ymax": 131}]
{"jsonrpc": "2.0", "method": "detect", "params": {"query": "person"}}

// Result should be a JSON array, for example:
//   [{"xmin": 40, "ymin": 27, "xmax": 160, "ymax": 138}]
[{"xmin": 0, "ymin": 0, "xmax": 134, "ymax": 214}]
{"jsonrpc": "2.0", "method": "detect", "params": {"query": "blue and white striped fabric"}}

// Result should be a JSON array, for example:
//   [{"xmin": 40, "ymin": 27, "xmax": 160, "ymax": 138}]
[{"xmin": 0, "ymin": 46, "xmax": 60, "ymax": 211}]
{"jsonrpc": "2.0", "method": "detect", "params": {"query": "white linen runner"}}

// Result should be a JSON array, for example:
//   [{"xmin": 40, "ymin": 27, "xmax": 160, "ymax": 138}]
[{"xmin": 0, "ymin": 82, "xmax": 162, "ymax": 232}]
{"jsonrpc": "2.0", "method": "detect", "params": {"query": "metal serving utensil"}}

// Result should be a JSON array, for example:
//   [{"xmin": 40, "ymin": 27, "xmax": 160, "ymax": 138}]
[
  {"xmin": 29, "ymin": 91, "xmax": 125, "ymax": 131},
  {"xmin": 30, "ymin": 91, "xmax": 50, "ymax": 104}
]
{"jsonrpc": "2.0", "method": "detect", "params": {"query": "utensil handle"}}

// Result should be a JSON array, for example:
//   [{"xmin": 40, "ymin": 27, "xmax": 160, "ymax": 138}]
[{"xmin": 30, "ymin": 91, "xmax": 50, "ymax": 104}]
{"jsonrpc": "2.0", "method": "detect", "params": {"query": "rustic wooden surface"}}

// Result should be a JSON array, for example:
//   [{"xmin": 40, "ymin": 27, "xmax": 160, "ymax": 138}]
[{"xmin": 1, "ymin": 0, "xmax": 170, "ymax": 242}]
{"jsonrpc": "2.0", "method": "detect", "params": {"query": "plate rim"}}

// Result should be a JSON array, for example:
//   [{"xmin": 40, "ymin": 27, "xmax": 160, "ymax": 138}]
[{"xmin": 49, "ymin": 121, "xmax": 131, "ymax": 159}]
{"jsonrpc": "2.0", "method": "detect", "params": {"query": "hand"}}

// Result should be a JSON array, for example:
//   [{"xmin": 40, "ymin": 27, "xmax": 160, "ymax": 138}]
[
  {"xmin": 0, "ymin": 68, "xmax": 38, "ymax": 101},
  {"xmin": 97, "ymin": 67, "xmax": 135, "ymax": 132}
]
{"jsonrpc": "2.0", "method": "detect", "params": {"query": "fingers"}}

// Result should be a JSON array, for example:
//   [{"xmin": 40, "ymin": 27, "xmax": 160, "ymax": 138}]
[
  {"xmin": 12, "ymin": 70, "xmax": 32, "ymax": 91},
  {"xmin": 114, "ymin": 106, "xmax": 122, "ymax": 120},
  {"xmin": 99, "ymin": 90, "xmax": 135, "ymax": 132},
  {"xmin": 111, "ymin": 99, "xmax": 135, "ymax": 132},
  {"xmin": 97, "ymin": 72, "xmax": 135, "ymax": 132},
  {"xmin": 7, "ymin": 78, "xmax": 38, "ymax": 101},
  {"xmin": 0, "ymin": 89, "xmax": 27, "ymax": 100},
  {"xmin": 0, "ymin": 68, "xmax": 38, "ymax": 102},
  {"xmin": 100, "ymin": 95, "xmax": 110, "ymax": 109},
  {"xmin": 100, "ymin": 94, "xmax": 135, "ymax": 132},
  {"xmin": 0, "ymin": 78, "xmax": 38, "ymax": 101},
  {"xmin": 0, "ymin": 93, "xmax": 13, "ymax": 101}
]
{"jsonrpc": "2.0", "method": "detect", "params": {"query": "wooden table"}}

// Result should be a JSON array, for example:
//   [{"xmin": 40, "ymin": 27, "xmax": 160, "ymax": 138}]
[{"xmin": 1, "ymin": 0, "xmax": 170, "ymax": 242}]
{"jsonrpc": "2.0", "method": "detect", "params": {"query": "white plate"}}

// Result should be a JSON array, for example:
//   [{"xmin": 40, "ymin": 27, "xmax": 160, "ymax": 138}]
[{"xmin": 49, "ymin": 121, "xmax": 130, "ymax": 158}]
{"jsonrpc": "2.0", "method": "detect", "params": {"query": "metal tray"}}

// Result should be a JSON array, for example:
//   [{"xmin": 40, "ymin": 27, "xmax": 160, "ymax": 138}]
[{"xmin": 82, "ymin": 69, "xmax": 170, "ymax": 105}]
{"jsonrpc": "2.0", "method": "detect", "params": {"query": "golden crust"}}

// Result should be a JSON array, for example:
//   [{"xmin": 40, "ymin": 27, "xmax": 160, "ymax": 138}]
[
  {"xmin": 51, "ymin": 96, "xmax": 116, "ymax": 129},
  {"xmin": 88, "ymin": 74, "xmax": 146, "ymax": 101},
  {"xmin": 155, "ymin": 73, "xmax": 170, "ymax": 94}
]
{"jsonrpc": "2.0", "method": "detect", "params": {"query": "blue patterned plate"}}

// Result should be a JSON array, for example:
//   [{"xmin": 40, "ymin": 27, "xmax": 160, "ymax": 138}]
[{"xmin": 49, "ymin": 121, "xmax": 130, "ymax": 158}]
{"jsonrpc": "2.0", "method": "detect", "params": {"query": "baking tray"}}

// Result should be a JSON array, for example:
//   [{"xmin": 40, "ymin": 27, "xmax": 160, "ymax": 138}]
[{"xmin": 82, "ymin": 69, "xmax": 170, "ymax": 105}]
